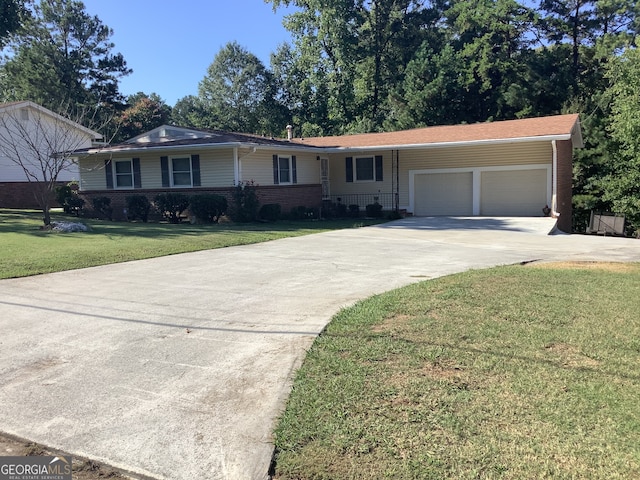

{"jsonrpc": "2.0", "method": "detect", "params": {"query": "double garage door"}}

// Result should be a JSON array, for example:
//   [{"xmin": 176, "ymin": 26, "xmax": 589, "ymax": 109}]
[{"xmin": 413, "ymin": 168, "xmax": 548, "ymax": 217}]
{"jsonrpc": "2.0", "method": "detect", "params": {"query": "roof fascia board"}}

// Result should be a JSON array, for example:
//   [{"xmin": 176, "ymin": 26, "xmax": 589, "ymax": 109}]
[
  {"xmin": 80, "ymin": 141, "xmax": 324, "ymax": 156},
  {"xmin": 315, "ymin": 133, "xmax": 574, "ymax": 153}
]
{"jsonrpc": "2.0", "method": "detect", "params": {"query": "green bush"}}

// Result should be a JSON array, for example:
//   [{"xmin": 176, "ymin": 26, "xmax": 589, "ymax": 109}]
[
  {"xmin": 290, "ymin": 205, "xmax": 318, "ymax": 220},
  {"xmin": 365, "ymin": 202, "xmax": 383, "ymax": 218},
  {"xmin": 387, "ymin": 210, "xmax": 403, "ymax": 220},
  {"xmin": 189, "ymin": 194, "xmax": 227, "ymax": 223},
  {"xmin": 348, "ymin": 204, "xmax": 360, "ymax": 217},
  {"xmin": 91, "ymin": 196, "xmax": 112, "ymax": 220},
  {"xmin": 259, "ymin": 203, "xmax": 281, "ymax": 222},
  {"xmin": 55, "ymin": 182, "xmax": 85, "ymax": 216},
  {"xmin": 125, "ymin": 195, "xmax": 151, "ymax": 222},
  {"xmin": 154, "ymin": 193, "xmax": 190, "ymax": 223},
  {"xmin": 290, "ymin": 205, "xmax": 308, "ymax": 220},
  {"xmin": 230, "ymin": 181, "xmax": 260, "ymax": 222}
]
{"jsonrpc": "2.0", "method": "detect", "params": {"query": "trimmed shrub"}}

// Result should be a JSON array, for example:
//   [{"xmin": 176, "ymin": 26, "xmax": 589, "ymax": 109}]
[
  {"xmin": 348, "ymin": 204, "xmax": 360, "ymax": 217},
  {"xmin": 91, "ymin": 196, "xmax": 112, "ymax": 220},
  {"xmin": 331, "ymin": 202, "xmax": 348, "ymax": 218},
  {"xmin": 387, "ymin": 210, "xmax": 403, "ymax": 220},
  {"xmin": 230, "ymin": 181, "xmax": 260, "ymax": 222},
  {"xmin": 259, "ymin": 203, "xmax": 281, "ymax": 222},
  {"xmin": 125, "ymin": 195, "xmax": 151, "ymax": 222},
  {"xmin": 290, "ymin": 205, "xmax": 308, "ymax": 220},
  {"xmin": 154, "ymin": 193, "xmax": 190, "ymax": 223},
  {"xmin": 189, "ymin": 194, "xmax": 227, "ymax": 223},
  {"xmin": 365, "ymin": 202, "xmax": 383, "ymax": 218}
]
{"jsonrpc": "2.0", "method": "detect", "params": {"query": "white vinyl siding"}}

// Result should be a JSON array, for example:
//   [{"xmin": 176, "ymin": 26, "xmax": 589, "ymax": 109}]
[
  {"xmin": 328, "ymin": 151, "xmax": 392, "ymax": 196},
  {"xmin": 241, "ymin": 150, "xmax": 320, "ymax": 185},
  {"xmin": 79, "ymin": 150, "xmax": 236, "ymax": 191},
  {"xmin": 79, "ymin": 158, "xmax": 107, "ymax": 190}
]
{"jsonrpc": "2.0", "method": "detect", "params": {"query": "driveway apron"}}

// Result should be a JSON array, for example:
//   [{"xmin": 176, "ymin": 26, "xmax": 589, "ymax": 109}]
[{"xmin": 0, "ymin": 217, "xmax": 638, "ymax": 479}]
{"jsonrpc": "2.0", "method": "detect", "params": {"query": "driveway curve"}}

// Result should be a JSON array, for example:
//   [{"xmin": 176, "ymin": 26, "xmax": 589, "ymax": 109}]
[{"xmin": 0, "ymin": 217, "xmax": 638, "ymax": 479}]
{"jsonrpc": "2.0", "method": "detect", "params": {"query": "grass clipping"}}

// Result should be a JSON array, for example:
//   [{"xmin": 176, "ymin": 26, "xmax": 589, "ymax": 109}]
[{"xmin": 273, "ymin": 262, "xmax": 640, "ymax": 480}]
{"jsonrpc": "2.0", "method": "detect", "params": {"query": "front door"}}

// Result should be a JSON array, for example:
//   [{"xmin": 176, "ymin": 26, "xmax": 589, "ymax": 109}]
[{"xmin": 321, "ymin": 157, "xmax": 330, "ymax": 200}]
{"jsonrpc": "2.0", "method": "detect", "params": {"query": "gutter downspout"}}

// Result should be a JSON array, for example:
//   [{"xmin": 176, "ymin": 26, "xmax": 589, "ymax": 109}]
[{"xmin": 551, "ymin": 140, "xmax": 560, "ymax": 217}]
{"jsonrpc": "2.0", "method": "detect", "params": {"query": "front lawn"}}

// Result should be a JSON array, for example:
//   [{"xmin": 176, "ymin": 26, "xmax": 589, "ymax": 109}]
[
  {"xmin": 0, "ymin": 209, "xmax": 382, "ymax": 279},
  {"xmin": 273, "ymin": 262, "xmax": 640, "ymax": 479}
]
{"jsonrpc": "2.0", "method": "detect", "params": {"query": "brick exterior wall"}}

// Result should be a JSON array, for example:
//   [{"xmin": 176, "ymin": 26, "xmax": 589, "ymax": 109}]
[
  {"xmin": 555, "ymin": 140, "xmax": 573, "ymax": 233},
  {"xmin": 79, "ymin": 184, "xmax": 323, "ymax": 221},
  {"xmin": 0, "ymin": 182, "xmax": 65, "ymax": 209}
]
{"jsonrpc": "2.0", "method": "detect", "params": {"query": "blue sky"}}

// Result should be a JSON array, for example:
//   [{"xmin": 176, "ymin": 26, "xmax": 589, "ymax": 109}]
[{"xmin": 81, "ymin": 0, "xmax": 298, "ymax": 107}]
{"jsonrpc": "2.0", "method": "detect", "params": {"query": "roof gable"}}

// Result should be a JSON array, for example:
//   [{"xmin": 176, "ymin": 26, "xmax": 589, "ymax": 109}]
[
  {"xmin": 0, "ymin": 101, "xmax": 103, "ymax": 140},
  {"xmin": 125, "ymin": 125, "xmax": 217, "ymax": 144}
]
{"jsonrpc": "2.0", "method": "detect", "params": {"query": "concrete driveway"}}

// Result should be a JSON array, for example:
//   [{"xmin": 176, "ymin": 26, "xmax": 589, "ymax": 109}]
[{"xmin": 0, "ymin": 217, "xmax": 638, "ymax": 479}]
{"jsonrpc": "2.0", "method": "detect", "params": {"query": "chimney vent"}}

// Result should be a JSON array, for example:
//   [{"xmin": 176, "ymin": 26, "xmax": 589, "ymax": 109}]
[{"xmin": 286, "ymin": 125, "xmax": 293, "ymax": 141}]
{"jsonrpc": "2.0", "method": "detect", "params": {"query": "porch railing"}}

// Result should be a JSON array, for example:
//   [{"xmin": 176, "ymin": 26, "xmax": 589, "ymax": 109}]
[{"xmin": 326, "ymin": 193, "xmax": 396, "ymax": 211}]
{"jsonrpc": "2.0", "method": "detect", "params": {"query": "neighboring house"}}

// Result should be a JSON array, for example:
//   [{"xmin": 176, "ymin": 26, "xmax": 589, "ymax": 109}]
[
  {"xmin": 0, "ymin": 101, "xmax": 102, "ymax": 208},
  {"xmin": 75, "ymin": 114, "xmax": 582, "ymax": 232}
]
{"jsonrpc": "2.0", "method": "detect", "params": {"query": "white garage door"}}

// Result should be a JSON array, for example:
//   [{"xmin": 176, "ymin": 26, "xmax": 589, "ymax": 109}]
[
  {"xmin": 414, "ymin": 172, "xmax": 473, "ymax": 216},
  {"xmin": 481, "ymin": 169, "xmax": 548, "ymax": 216}
]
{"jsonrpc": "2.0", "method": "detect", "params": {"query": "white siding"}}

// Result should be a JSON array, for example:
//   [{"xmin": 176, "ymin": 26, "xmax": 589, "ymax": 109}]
[
  {"xmin": 0, "ymin": 104, "xmax": 94, "ymax": 183},
  {"xmin": 328, "ymin": 151, "xmax": 393, "ymax": 195},
  {"xmin": 79, "ymin": 149, "xmax": 236, "ymax": 191},
  {"xmin": 240, "ymin": 150, "xmax": 320, "ymax": 185},
  {"xmin": 79, "ymin": 158, "xmax": 107, "ymax": 190}
]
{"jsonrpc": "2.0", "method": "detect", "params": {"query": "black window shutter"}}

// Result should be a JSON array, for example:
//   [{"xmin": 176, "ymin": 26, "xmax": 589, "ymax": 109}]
[
  {"xmin": 375, "ymin": 155, "xmax": 383, "ymax": 181},
  {"xmin": 292, "ymin": 156, "xmax": 297, "ymax": 184},
  {"xmin": 272, "ymin": 154, "xmax": 279, "ymax": 184},
  {"xmin": 161, "ymin": 156, "xmax": 169, "ymax": 187},
  {"xmin": 105, "ymin": 159, "xmax": 113, "ymax": 189},
  {"xmin": 191, "ymin": 154, "xmax": 201, "ymax": 186},
  {"xmin": 346, "ymin": 157, "xmax": 353, "ymax": 183},
  {"xmin": 133, "ymin": 158, "xmax": 141, "ymax": 188}
]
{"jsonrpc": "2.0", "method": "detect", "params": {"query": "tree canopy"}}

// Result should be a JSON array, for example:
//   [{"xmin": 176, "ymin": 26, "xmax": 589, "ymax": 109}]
[{"xmin": 0, "ymin": 0, "xmax": 130, "ymax": 120}]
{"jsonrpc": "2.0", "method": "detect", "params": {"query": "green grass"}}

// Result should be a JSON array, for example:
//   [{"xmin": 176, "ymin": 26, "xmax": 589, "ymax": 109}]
[
  {"xmin": 273, "ymin": 262, "xmax": 640, "ymax": 480},
  {"xmin": 0, "ymin": 209, "xmax": 382, "ymax": 279}
]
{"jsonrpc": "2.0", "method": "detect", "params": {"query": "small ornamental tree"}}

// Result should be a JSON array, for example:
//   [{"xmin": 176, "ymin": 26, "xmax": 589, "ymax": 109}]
[{"xmin": 230, "ymin": 181, "xmax": 260, "ymax": 222}]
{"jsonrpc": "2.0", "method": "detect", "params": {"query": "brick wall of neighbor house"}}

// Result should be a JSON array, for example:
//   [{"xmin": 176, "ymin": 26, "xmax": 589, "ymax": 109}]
[
  {"xmin": 79, "ymin": 184, "xmax": 322, "ymax": 221},
  {"xmin": 0, "ymin": 182, "xmax": 65, "ymax": 209},
  {"xmin": 555, "ymin": 139, "xmax": 573, "ymax": 233}
]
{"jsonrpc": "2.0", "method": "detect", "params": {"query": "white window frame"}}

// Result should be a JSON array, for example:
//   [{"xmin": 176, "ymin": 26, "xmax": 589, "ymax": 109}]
[
  {"xmin": 113, "ymin": 159, "xmax": 134, "ymax": 189},
  {"xmin": 355, "ymin": 156, "xmax": 375, "ymax": 182},
  {"xmin": 277, "ymin": 155, "xmax": 292, "ymax": 184},
  {"xmin": 170, "ymin": 155, "xmax": 193, "ymax": 187}
]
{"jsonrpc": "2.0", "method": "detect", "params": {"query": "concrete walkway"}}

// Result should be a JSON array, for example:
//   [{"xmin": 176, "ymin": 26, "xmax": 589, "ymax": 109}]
[{"xmin": 0, "ymin": 217, "xmax": 638, "ymax": 479}]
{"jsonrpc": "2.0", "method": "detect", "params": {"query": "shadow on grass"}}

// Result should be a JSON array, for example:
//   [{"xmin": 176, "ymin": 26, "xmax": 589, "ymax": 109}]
[{"xmin": 0, "ymin": 209, "xmax": 383, "ymax": 238}]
